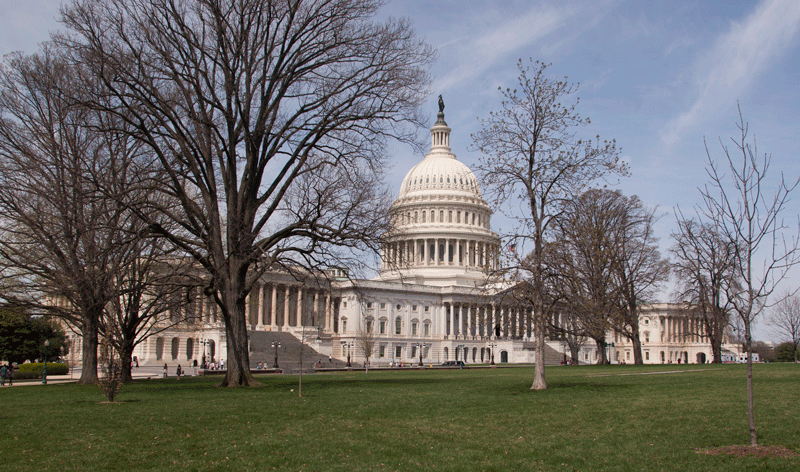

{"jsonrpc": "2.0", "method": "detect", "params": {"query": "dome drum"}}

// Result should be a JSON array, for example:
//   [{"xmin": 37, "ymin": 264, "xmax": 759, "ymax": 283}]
[{"xmin": 379, "ymin": 104, "xmax": 500, "ymax": 286}]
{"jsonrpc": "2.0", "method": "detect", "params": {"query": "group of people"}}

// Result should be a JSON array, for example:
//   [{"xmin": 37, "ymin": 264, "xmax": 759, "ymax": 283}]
[
  {"xmin": 0, "ymin": 364, "xmax": 13, "ymax": 386},
  {"xmin": 202, "ymin": 360, "xmax": 224, "ymax": 370}
]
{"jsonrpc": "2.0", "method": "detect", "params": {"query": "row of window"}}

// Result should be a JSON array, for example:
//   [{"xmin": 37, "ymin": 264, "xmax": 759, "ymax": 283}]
[
  {"xmin": 365, "ymin": 302, "xmax": 430, "ymax": 313},
  {"xmin": 364, "ymin": 318, "xmax": 431, "ymax": 336},
  {"xmin": 394, "ymin": 208, "xmax": 489, "ymax": 228}
]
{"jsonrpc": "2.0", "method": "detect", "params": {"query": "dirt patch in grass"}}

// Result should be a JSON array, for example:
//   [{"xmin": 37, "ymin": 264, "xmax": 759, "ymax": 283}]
[{"xmin": 698, "ymin": 445, "xmax": 799, "ymax": 458}]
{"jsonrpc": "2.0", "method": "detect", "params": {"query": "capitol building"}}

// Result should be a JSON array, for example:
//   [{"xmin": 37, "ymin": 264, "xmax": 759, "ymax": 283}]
[{"xmin": 102, "ymin": 106, "xmax": 731, "ymax": 369}]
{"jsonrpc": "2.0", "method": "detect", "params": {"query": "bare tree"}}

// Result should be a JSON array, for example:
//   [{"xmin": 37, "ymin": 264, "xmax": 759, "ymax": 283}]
[
  {"xmin": 551, "ymin": 189, "xmax": 667, "ymax": 364},
  {"xmin": 700, "ymin": 105, "xmax": 800, "ymax": 446},
  {"xmin": 671, "ymin": 217, "xmax": 737, "ymax": 363},
  {"xmin": 472, "ymin": 59, "xmax": 626, "ymax": 389},
  {"xmin": 610, "ymin": 194, "xmax": 669, "ymax": 365},
  {"xmin": 58, "ymin": 0, "xmax": 433, "ymax": 386},
  {"xmin": 356, "ymin": 313, "xmax": 376, "ymax": 373},
  {"xmin": 0, "ymin": 47, "xmax": 128, "ymax": 385},
  {"xmin": 768, "ymin": 291, "xmax": 800, "ymax": 362},
  {"xmin": 103, "ymin": 253, "xmax": 199, "ymax": 382},
  {"xmin": 549, "ymin": 191, "xmax": 622, "ymax": 365}
]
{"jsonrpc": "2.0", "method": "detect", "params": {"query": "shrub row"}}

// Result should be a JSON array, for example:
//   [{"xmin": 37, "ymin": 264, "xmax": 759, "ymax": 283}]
[{"xmin": 14, "ymin": 362, "xmax": 69, "ymax": 378}]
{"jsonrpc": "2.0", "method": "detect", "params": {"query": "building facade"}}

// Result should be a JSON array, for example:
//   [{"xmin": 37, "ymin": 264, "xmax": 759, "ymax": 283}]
[{"xmin": 85, "ymin": 107, "xmax": 733, "ymax": 368}]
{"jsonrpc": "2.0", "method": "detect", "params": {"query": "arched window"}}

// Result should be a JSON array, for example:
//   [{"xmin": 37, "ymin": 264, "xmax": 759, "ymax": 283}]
[
  {"xmin": 186, "ymin": 338, "xmax": 194, "ymax": 360},
  {"xmin": 171, "ymin": 337, "xmax": 180, "ymax": 360},
  {"xmin": 156, "ymin": 337, "xmax": 164, "ymax": 361},
  {"xmin": 395, "ymin": 317, "xmax": 402, "ymax": 335},
  {"xmin": 422, "ymin": 211, "xmax": 426, "ymax": 222}
]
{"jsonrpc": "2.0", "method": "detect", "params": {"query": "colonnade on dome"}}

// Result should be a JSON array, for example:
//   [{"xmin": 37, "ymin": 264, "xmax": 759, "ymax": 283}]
[{"xmin": 381, "ymin": 238, "xmax": 499, "ymax": 272}]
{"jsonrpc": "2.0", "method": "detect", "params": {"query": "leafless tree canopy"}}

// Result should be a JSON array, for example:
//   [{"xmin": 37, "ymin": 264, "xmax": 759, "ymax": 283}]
[
  {"xmin": 670, "ymin": 217, "xmax": 738, "ymax": 363},
  {"xmin": 611, "ymin": 193, "xmax": 669, "ymax": 365},
  {"xmin": 699, "ymin": 105, "xmax": 800, "ymax": 446},
  {"xmin": 551, "ymin": 189, "xmax": 667, "ymax": 365},
  {"xmin": 768, "ymin": 291, "xmax": 800, "ymax": 362},
  {"xmin": 0, "ymin": 47, "xmax": 126, "ymax": 384},
  {"xmin": 57, "ymin": 0, "xmax": 433, "ymax": 386},
  {"xmin": 472, "ymin": 60, "xmax": 626, "ymax": 389}
]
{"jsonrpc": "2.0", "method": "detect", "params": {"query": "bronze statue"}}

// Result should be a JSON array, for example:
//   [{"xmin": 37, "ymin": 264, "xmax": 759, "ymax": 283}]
[{"xmin": 438, "ymin": 95, "xmax": 445, "ymax": 113}]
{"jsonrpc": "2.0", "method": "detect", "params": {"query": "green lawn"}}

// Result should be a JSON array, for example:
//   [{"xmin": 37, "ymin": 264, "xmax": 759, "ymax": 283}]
[{"xmin": 5, "ymin": 364, "xmax": 800, "ymax": 471}]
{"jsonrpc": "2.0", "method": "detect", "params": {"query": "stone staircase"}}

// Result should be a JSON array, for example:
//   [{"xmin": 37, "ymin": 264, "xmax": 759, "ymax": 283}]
[{"xmin": 248, "ymin": 331, "xmax": 351, "ymax": 373}]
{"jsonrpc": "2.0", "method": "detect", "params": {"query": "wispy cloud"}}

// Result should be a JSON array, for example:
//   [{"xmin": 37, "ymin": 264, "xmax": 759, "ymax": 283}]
[
  {"xmin": 434, "ymin": 4, "xmax": 576, "ymax": 91},
  {"xmin": 661, "ymin": 0, "xmax": 800, "ymax": 144}
]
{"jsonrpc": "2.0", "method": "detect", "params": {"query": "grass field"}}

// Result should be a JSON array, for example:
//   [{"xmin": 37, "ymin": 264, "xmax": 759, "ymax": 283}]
[{"xmin": 4, "ymin": 363, "xmax": 800, "ymax": 471}]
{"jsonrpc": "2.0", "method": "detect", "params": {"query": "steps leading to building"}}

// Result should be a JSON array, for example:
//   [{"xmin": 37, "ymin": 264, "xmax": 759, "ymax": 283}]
[{"xmin": 248, "ymin": 331, "xmax": 350, "ymax": 372}]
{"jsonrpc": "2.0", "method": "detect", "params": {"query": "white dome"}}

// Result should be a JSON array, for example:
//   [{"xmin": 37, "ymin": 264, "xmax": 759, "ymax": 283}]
[
  {"xmin": 398, "ymin": 154, "xmax": 482, "ymax": 199},
  {"xmin": 379, "ymin": 103, "xmax": 500, "ymax": 287},
  {"xmin": 397, "ymin": 109, "xmax": 482, "ymax": 200}
]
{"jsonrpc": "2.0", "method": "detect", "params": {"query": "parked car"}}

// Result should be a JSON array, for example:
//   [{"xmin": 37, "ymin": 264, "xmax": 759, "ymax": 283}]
[{"xmin": 441, "ymin": 360, "xmax": 465, "ymax": 367}]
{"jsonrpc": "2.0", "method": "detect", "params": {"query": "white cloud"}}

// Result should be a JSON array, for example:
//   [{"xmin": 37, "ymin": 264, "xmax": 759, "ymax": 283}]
[
  {"xmin": 661, "ymin": 0, "xmax": 800, "ymax": 145},
  {"xmin": 433, "ymin": 4, "xmax": 576, "ymax": 91}
]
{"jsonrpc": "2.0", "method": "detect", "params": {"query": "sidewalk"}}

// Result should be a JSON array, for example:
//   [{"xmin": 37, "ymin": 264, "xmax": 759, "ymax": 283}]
[{"xmin": 0, "ymin": 365, "xmax": 204, "ymax": 387}]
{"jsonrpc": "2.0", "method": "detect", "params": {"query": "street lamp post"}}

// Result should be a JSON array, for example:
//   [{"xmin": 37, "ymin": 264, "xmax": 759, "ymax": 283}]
[
  {"xmin": 346, "ymin": 342, "xmax": 352, "ymax": 367},
  {"xmin": 272, "ymin": 341, "xmax": 281, "ymax": 369},
  {"xmin": 457, "ymin": 344, "xmax": 465, "ymax": 369},
  {"xmin": 416, "ymin": 343, "xmax": 423, "ymax": 366},
  {"xmin": 42, "ymin": 339, "xmax": 50, "ymax": 385},
  {"xmin": 489, "ymin": 342, "xmax": 496, "ymax": 365}
]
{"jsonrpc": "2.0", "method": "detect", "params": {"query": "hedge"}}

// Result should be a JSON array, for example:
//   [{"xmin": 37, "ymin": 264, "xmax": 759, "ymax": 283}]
[{"xmin": 12, "ymin": 362, "xmax": 69, "ymax": 379}]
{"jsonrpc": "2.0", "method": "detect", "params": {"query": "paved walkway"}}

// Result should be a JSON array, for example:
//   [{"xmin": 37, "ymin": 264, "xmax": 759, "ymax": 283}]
[{"xmin": 0, "ymin": 365, "xmax": 209, "ymax": 387}]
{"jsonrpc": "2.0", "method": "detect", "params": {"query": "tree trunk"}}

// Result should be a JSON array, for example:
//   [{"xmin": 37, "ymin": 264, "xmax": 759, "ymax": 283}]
[
  {"xmin": 745, "ymin": 321, "xmax": 757, "ymax": 446},
  {"xmin": 593, "ymin": 336, "xmax": 608, "ymax": 365},
  {"xmin": 531, "ymin": 316, "xmax": 547, "ymax": 390},
  {"xmin": 569, "ymin": 344, "xmax": 581, "ymax": 365},
  {"xmin": 709, "ymin": 330, "xmax": 723, "ymax": 363},
  {"xmin": 78, "ymin": 314, "xmax": 99, "ymax": 385},
  {"xmin": 119, "ymin": 343, "xmax": 135, "ymax": 383},
  {"xmin": 218, "ymin": 283, "xmax": 257, "ymax": 387},
  {"xmin": 631, "ymin": 329, "xmax": 643, "ymax": 365}
]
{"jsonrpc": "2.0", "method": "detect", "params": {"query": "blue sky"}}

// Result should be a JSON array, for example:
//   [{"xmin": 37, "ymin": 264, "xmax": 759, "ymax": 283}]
[{"xmin": 3, "ymin": 0, "xmax": 799, "ymax": 341}]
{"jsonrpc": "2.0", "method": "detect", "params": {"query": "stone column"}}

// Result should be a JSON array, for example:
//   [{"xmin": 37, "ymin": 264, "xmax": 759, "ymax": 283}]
[
  {"xmin": 283, "ymin": 286, "xmax": 290, "ymax": 329},
  {"xmin": 256, "ymin": 282, "xmax": 265, "ymax": 330},
  {"xmin": 311, "ymin": 290, "xmax": 322, "ymax": 327},
  {"xmin": 489, "ymin": 304, "xmax": 495, "ymax": 338},
  {"xmin": 325, "ymin": 294, "xmax": 332, "ymax": 332},
  {"xmin": 270, "ymin": 284, "xmax": 278, "ymax": 330},
  {"xmin": 296, "ymin": 287, "xmax": 303, "ymax": 327}
]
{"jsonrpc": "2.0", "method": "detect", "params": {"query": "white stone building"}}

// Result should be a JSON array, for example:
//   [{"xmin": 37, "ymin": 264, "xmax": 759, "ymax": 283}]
[{"xmin": 92, "ymin": 106, "xmax": 735, "ymax": 368}]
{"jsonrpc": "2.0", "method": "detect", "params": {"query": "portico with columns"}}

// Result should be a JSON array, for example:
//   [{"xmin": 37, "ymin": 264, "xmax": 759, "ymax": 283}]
[{"xmin": 127, "ymin": 102, "xmax": 735, "ymax": 368}]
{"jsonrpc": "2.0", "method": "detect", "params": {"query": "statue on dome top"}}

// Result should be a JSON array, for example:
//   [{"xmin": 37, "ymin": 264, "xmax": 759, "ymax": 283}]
[{"xmin": 438, "ymin": 94, "xmax": 445, "ymax": 113}]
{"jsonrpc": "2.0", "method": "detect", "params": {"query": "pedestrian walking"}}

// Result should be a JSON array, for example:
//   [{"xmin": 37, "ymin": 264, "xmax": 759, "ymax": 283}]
[
  {"xmin": 6, "ymin": 365, "xmax": 12, "ymax": 386},
  {"xmin": 176, "ymin": 364, "xmax": 182, "ymax": 380},
  {"xmin": 0, "ymin": 364, "xmax": 6, "ymax": 386},
  {"xmin": 163, "ymin": 363, "xmax": 168, "ymax": 378}
]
